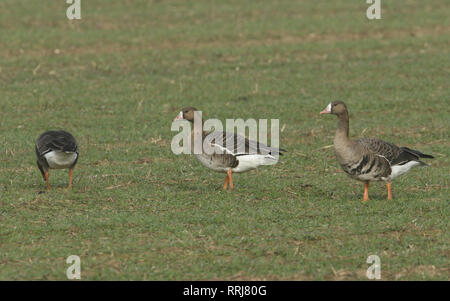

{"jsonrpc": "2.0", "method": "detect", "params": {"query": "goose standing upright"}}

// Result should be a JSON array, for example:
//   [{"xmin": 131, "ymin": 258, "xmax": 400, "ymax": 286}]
[
  {"xmin": 173, "ymin": 107, "xmax": 286, "ymax": 189},
  {"xmin": 35, "ymin": 130, "xmax": 79, "ymax": 190},
  {"xmin": 320, "ymin": 101, "xmax": 433, "ymax": 202}
]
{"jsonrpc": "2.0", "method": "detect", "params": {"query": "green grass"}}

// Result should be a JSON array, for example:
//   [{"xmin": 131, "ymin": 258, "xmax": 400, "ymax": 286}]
[{"xmin": 0, "ymin": 0, "xmax": 449, "ymax": 280}]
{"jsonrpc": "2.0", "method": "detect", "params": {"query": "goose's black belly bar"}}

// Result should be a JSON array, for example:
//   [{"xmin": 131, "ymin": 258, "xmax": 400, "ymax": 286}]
[{"xmin": 340, "ymin": 152, "xmax": 391, "ymax": 182}]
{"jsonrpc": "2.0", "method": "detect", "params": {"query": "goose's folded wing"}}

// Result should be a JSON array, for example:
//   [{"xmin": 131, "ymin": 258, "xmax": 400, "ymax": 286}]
[
  {"xmin": 204, "ymin": 131, "xmax": 285, "ymax": 156},
  {"xmin": 356, "ymin": 138, "xmax": 431, "ymax": 166},
  {"xmin": 36, "ymin": 131, "xmax": 78, "ymax": 155},
  {"xmin": 356, "ymin": 138, "xmax": 401, "ymax": 164}
]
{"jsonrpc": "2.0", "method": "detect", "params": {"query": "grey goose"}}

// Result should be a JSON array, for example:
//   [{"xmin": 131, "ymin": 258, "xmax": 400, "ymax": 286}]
[
  {"xmin": 320, "ymin": 101, "xmax": 433, "ymax": 202},
  {"xmin": 173, "ymin": 107, "xmax": 286, "ymax": 189},
  {"xmin": 35, "ymin": 130, "xmax": 79, "ymax": 190}
]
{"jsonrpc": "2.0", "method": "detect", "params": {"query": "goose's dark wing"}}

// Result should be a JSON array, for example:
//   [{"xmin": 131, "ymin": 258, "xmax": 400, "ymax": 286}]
[
  {"xmin": 204, "ymin": 131, "xmax": 286, "ymax": 156},
  {"xmin": 356, "ymin": 138, "xmax": 433, "ymax": 166},
  {"xmin": 356, "ymin": 138, "xmax": 401, "ymax": 164},
  {"xmin": 36, "ymin": 130, "xmax": 78, "ymax": 156}
]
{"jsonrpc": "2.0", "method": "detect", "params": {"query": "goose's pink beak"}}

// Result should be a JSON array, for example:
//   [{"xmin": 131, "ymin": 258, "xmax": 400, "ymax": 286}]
[
  {"xmin": 173, "ymin": 111, "xmax": 183, "ymax": 122},
  {"xmin": 320, "ymin": 103, "xmax": 332, "ymax": 114}
]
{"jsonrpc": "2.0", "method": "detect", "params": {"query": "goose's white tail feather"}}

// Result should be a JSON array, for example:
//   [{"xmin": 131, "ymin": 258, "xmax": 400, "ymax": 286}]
[
  {"xmin": 389, "ymin": 161, "xmax": 422, "ymax": 180},
  {"xmin": 233, "ymin": 154, "xmax": 278, "ymax": 173},
  {"xmin": 44, "ymin": 151, "xmax": 77, "ymax": 169}
]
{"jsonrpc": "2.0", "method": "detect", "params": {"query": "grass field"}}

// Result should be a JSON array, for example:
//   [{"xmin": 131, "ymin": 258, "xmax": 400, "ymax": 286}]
[{"xmin": 0, "ymin": 0, "xmax": 449, "ymax": 280}]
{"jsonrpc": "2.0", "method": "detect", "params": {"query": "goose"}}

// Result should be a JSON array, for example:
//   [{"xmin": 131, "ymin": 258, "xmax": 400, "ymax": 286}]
[
  {"xmin": 173, "ymin": 107, "xmax": 286, "ymax": 189},
  {"xmin": 35, "ymin": 130, "xmax": 79, "ymax": 190},
  {"xmin": 320, "ymin": 101, "xmax": 433, "ymax": 202}
]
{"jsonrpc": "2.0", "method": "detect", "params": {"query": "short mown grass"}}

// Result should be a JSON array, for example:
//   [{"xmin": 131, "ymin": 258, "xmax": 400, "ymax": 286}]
[{"xmin": 0, "ymin": 0, "xmax": 448, "ymax": 280}]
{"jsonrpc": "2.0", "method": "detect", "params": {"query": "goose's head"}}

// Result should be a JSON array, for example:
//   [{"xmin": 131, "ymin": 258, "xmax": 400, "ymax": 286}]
[
  {"xmin": 173, "ymin": 107, "xmax": 199, "ymax": 122},
  {"xmin": 320, "ymin": 101, "xmax": 347, "ymax": 116}
]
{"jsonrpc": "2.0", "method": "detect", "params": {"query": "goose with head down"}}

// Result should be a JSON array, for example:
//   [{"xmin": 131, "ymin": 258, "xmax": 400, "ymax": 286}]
[
  {"xmin": 173, "ymin": 107, "xmax": 286, "ymax": 189},
  {"xmin": 320, "ymin": 101, "xmax": 433, "ymax": 202},
  {"xmin": 35, "ymin": 130, "xmax": 79, "ymax": 190}
]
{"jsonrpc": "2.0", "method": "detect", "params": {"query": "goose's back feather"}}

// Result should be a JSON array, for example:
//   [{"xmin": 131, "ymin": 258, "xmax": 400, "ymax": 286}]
[
  {"xmin": 356, "ymin": 138, "xmax": 433, "ymax": 165},
  {"xmin": 36, "ymin": 130, "xmax": 78, "ymax": 156},
  {"xmin": 355, "ymin": 138, "xmax": 401, "ymax": 164},
  {"xmin": 204, "ymin": 131, "xmax": 285, "ymax": 156}
]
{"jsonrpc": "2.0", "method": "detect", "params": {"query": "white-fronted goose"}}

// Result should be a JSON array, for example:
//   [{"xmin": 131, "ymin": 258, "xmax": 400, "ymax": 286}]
[
  {"xmin": 173, "ymin": 107, "xmax": 286, "ymax": 189},
  {"xmin": 320, "ymin": 101, "xmax": 433, "ymax": 202},
  {"xmin": 35, "ymin": 130, "xmax": 79, "ymax": 190}
]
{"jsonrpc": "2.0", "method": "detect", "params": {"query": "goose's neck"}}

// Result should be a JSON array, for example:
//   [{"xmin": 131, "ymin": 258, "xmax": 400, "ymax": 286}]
[
  {"xmin": 334, "ymin": 112, "xmax": 351, "ymax": 145},
  {"xmin": 190, "ymin": 118, "xmax": 205, "ymax": 136},
  {"xmin": 190, "ymin": 119, "xmax": 206, "ymax": 153}
]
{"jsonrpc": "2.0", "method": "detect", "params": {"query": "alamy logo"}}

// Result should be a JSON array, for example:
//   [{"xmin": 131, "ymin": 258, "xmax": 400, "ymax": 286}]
[
  {"xmin": 366, "ymin": 255, "xmax": 381, "ymax": 279},
  {"xmin": 66, "ymin": 0, "xmax": 81, "ymax": 20},
  {"xmin": 366, "ymin": 0, "xmax": 381, "ymax": 20},
  {"xmin": 66, "ymin": 255, "xmax": 81, "ymax": 279}
]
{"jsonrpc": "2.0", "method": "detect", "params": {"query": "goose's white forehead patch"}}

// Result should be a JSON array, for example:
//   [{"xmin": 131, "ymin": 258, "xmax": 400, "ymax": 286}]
[
  {"xmin": 326, "ymin": 103, "xmax": 332, "ymax": 112},
  {"xmin": 173, "ymin": 111, "xmax": 183, "ymax": 121}
]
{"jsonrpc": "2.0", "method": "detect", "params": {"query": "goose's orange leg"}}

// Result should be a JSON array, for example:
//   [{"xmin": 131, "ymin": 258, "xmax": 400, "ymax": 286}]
[
  {"xmin": 68, "ymin": 169, "xmax": 73, "ymax": 190},
  {"xmin": 45, "ymin": 171, "xmax": 51, "ymax": 190},
  {"xmin": 227, "ymin": 170, "xmax": 234, "ymax": 190},
  {"xmin": 363, "ymin": 181, "xmax": 369, "ymax": 202},
  {"xmin": 386, "ymin": 182, "xmax": 392, "ymax": 200},
  {"xmin": 223, "ymin": 173, "xmax": 229, "ymax": 190}
]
